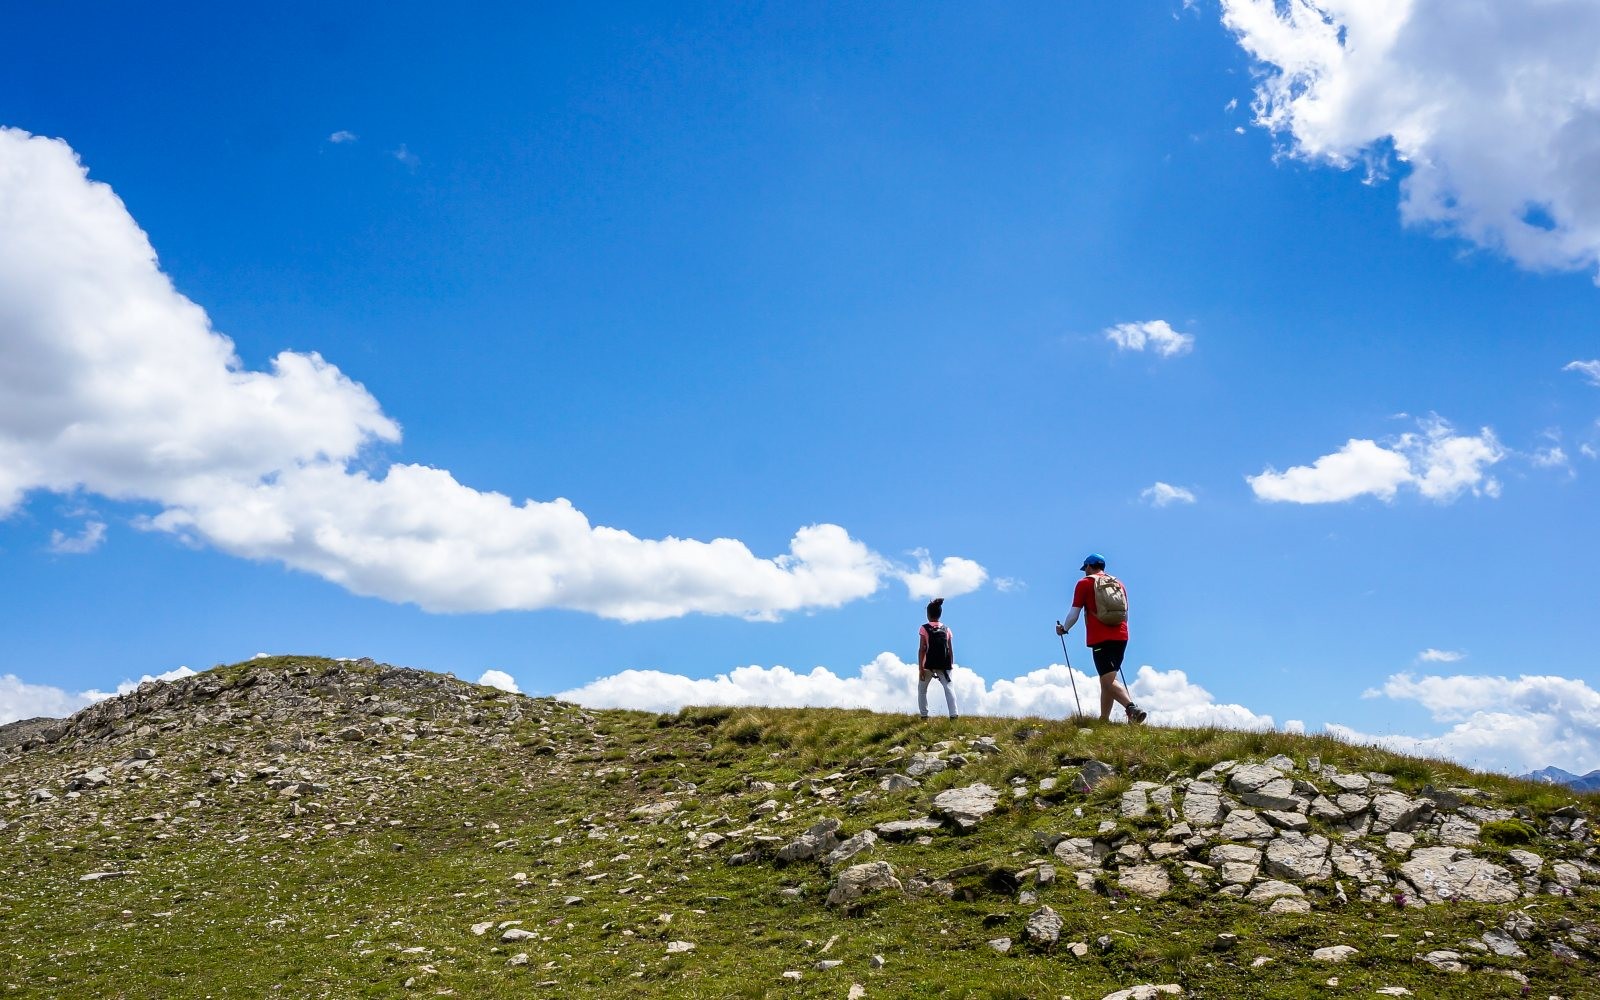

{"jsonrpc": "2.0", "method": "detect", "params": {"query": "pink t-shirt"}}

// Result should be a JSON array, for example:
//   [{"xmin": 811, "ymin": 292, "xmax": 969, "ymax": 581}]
[{"xmin": 1073, "ymin": 574, "xmax": 1129, "ymax": 646}]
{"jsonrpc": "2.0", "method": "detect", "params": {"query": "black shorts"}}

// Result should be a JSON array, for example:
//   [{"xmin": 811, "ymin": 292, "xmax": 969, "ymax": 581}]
[{"xmin": 1091, "ymin": 640, "xmax": 1127, "ymax": 677}]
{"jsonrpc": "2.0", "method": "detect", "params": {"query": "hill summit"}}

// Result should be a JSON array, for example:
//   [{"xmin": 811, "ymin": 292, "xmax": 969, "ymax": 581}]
[{"xmin": 1, "ymin": 656, "xmax": 1596, "ymax": 999}]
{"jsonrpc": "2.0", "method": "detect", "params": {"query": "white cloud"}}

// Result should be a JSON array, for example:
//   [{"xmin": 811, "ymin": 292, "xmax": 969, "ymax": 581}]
[
  {"xmin": 894, "ymin": 549, "xmax": 988, "ymax": 601},
  {"xmin": 48, "ymin": 519, "xmax": 106, "ymax": 554},
  {"xmin": 1336, "ymin": 671, "xmax": 1600, "ymax": 774},
  {"xmin": 1248, "ymin": 416, "xmax": 1504, "ymax": 504},
  {"xmin": 1, "ymin": 665, "xmax": 196, "ymax": 726},
  {"xmin": 1565, "ymin": 360, "xmax": 1600, "ymax": 386},
  {"xmin": 1104, "ymin": 320, "xmax": 1194, "ymax": 358},
  {"xmin": 1140, "ymin": 482, "xmax": 1197, "ymax": 507},
  {"xmin": 1530, "ymin": 445, "xmax": 1570, "ymax": 470},
  {"xmin": 477, "ymin": 669, "xmax": 520, "ymax": 694},
  {"xmin": 1417, "ymin": 648, "xmax": 1464, "ymax": 663},
  {"xmin": 328, "ymin": 130, "xmax": 358, "ymax": 144},
  {"xmin": 0, "ymin": 127, "xmax": 984, "ymax": 622},
  {"xmin": 391, "ymin": 144, "xmax": 419, "ymax": 168},
  {"xmin": 1220, "ymin": 0, "xmax": 1600, "ymax": 278},
  {"xmin": 1582, "ymin": 443, "xmax": 1600, "ymax": 460},
  {"xmin": 561, "ymin": 654, "xmax": 1280, "ymax": 730}
]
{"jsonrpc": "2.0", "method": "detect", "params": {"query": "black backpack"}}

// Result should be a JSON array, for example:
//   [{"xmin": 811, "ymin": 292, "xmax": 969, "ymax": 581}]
[{"xmin": 924, "ymin": 623, "xmax": 952, "ymax": 674}]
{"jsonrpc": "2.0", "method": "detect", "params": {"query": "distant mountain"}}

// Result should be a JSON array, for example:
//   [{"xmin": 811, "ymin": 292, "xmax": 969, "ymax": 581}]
[{"xmin": 1524, "ymin": 765, "xmax": 1600, "ymax": 792}]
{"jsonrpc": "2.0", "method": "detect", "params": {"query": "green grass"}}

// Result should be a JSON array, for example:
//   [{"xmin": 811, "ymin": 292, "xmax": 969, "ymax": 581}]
[{"xmin": 0, "ymin": 657, "xmax": 1595, "ymax": 998}]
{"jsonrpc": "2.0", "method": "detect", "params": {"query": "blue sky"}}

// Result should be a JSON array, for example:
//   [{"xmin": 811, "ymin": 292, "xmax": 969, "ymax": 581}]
[{"xmin": 2, "ymin": 1, "xmax": 1598, "ymax": 774}]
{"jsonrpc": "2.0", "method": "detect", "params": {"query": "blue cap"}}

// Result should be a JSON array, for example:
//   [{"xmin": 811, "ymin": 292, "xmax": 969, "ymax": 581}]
[{"xmin": 1080, "ymin": 553, "xmax": 1106, "ymax": 570}]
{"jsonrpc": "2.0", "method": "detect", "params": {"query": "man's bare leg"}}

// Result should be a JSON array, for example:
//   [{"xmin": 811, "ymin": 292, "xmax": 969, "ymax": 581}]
[{"xmin": 1098, "ymin": 672, "xmax": 1132, "ymax": 721}]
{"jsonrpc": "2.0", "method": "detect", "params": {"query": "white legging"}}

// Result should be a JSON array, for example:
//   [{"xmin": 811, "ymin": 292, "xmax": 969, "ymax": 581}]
[{"xmin": 919, "ymin": 671, "xmax": 957, "ymax": 718}]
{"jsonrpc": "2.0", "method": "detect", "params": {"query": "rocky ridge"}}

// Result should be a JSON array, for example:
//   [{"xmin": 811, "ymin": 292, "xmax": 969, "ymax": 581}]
[{"xmin": 3, "ymin": 658, "xmax": 1598, "ymax": 999}]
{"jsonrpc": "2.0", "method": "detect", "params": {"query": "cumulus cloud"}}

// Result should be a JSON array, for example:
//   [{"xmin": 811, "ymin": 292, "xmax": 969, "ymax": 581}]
[
  {"xmin": 1566, "ymin": 360, "xmax": 1600, "ymax": 386},
  {"xmin": 1220, "ymin": 0, "xmax": 1600, "ymax": 277},
  {"xmin": 1530, "ymin": 445, "xmax": 1570, "ymax": 470},
  {"xmin": 0, "ymin": 127, "xmax": 983, "ymax": 622},
  {"xmin": 48, "ymin": 520, "xmax": 106, "ymax": 554},
  {"xmin": 1339, "ymin": 671, "xmax": 1600, "ymax": 774},
  {"xmin": 1417, "ymin": 648, "xmax": 1464, "ymax": 663},
  {"xmin": 561, "ymin": 653, "xmax": 1281, "ymax": 729},
  {"xmin": 1248, "ymin": 416, "xmax": 1504, "ymax": 504},
  {"xmin": 328, "ymin": 130, "xmax": 358, "ymax": 144},
  {"xmin": 1104, "ymin": 320, "xmax": 1194, "ymax": 358},
  {"xmin": 1140, "ymin": 482, "xmax": 1197, "ymax": 507},
  {"xmin": 894, "ymin": 550, "xmax": 988, "ymax": 601},
  {"xmin": 477, "ymin": 669, "xmax": 520, "ymax": 694},
  {"xmin": 1, "ymin": 665, "xmax": 196, "ymax": 726}
]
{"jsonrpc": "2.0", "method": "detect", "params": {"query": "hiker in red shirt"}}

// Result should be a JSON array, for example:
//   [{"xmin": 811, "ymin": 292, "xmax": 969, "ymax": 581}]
[{"xmin": 1056, "ymin": 553, "xmax": 1147, "ymax": 723}]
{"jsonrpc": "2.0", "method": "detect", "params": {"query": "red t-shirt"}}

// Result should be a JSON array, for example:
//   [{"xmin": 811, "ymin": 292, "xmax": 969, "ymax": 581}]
[{"xmin": 1073, "ymin": 574, "xmax": 1130, "ymax": 646}]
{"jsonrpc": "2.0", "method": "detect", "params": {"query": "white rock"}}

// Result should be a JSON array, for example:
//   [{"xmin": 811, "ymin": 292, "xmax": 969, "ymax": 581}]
[
  {"xmin": 1311, "ymin": 945, "xmax": 1358, "ymax": 962},
  {"xmin": 1099, "ymin": 986, "xmax": 1182, "ymax": 1000},
  {"xmin": 826, "ymin": 861, "xmax": 902, "ymax": 907},
  {"xmin": 1117, "ymin": 865, "xmax": 1171, "ymax": 899},
  {"xmin": 666, "ymin": 941, "xmax": 695, "ymax": 954},
  {"xmin": 1025, "ymin": 905, "xmax": 1063, "ymax": 945},
  {"xmin": 933, "ymin": 784, "xmax": 1001, "ymax": 829}
]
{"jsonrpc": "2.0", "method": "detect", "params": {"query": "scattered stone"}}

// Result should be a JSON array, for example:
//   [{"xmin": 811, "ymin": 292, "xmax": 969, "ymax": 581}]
[
  {"xmin": 1118, "ymin": 865, "xmax": 1171, "ymax": 899},
  {"xmin": 1182, "ymin": 791, "xmax": 1226, "ymax": 826},
  {"xmin": 849, "ymin": 986, "xmax": 866, "ymax": 1000},
  {"xmin": 1383, "ymin": 832, "xmax": 1415, "ymax": 853},
  {"xmin": 1481, "ymin": 930, "xmax": 1526, "ymax": 958},
  {"xmin": 1311, "ymin": 945, "xmax": 1358, "ymax": 962},
  {"xmin": 1264, "ymin": 832, "xmax": 1332, "ymax": 882},
  {"xmin": 1070, "ymin": 760, "xmax": 1116, "ymax": 792},
  {"xmin": 826, "ymin": 862, "xmax": 902, "ymax": 907},
  {"xmin": 470, "ymin": 921, "xmax": 493, "ymax": 936},
  {"xmin": 1329, "ymin": 773, "xmax": 1370, "ymax": 794},
  {"xmin": 501, "ymin": 928, "xmax": 536, "ymax": 942},
  {"xmin": 814, "ymin": 959, "xmax": 843, "ymax": 970},
  {"xmin": 1267, "ymin": 896, "xmax": 1311, "ymax": 914},
  {"xmin": 879, "ymin": 774, "xmax": 919, "ymax": 792},
  {"xmin": 778, "ymin": 818, "xmax": 842, "ymax": 862},
  {"xmin": 1220, "ymin": 810, "xmax": 1275, "ymax": 842},
  {"xmin": 1025, "ymin": 905, "xmax": 1063, "ymax": 945},
  {"xmin": 1369, "ymin": 792, "xmax": 1430, "ymax": 833},
  {"xmin": 1261, "ymin": 810, "xmax": 1310, "ymax": 832},
  {"xmin": 988, "ymin": 937, "xmax": 1012, "ymax": 953},
  {"xmin": 1098, "ymin": 986, "xmax": 1182, "ymax": 1000},
  {"xmin": 933, "ymin": 784, "xmax": 1000, "ymax": 829},
  {"xmin": 824, "ymin": 830, "xmax": 878, "ymax": 865},
  {"xmin": 1399, "ymin": 847, "xmax": 1519, "ymax": 904},
  {"xmin": 1054, "ymin": 837, "xmax": 1110, "ymax": 870},
  {"xmin": 874, "ymin": 817, "xmax": 941, "ymax": 839},
  {"xmin": 1228, "ymin": 764, "xmax": 1285, "ymax": 794},
  {"xmin": 1245, "ymin": 880, "xmax": 1304, "ymax": 904},
  {"xmin": 1120, "ymin": 788, "xmax": 1150, "ymax": 819},
  {"xmin": 1419, "ymin": 950, "xmax": 1467, "ymax": 972},
  {"xmin": 666, "ymin": 941, "xmax": 695, "ymax": 954},
  {"xmin": 1507, "ymin": 849, "xmax": 1544, "ymax": 872},
  {"xmin": 78, "ymin": 871, "xmax": 135, "ymax": 882}
]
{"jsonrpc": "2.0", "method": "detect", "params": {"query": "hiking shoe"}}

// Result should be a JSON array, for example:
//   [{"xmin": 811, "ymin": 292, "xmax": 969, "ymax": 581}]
[{"xmin": 1126, "ymin": 704, "xmax": 1148, "ymax": 724}]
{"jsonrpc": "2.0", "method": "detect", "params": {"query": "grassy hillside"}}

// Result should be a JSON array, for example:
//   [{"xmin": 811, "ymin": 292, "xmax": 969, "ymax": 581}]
[{"xmin": 0, "ymin": 656, "xmax": 1595, "ymax": 999}]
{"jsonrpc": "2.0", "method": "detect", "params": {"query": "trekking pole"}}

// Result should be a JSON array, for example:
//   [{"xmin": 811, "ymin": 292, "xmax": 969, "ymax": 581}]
[{"xmin": 1055, "ymin": 623, "xmax": 1084, "ymax": 719}]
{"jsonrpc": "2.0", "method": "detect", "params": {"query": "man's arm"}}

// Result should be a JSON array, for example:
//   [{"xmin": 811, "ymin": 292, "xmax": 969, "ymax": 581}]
[
  {"xmin": 918, "ymin": 629, "xmax": 927, "ymax": 672},
  {"xmin": 1056, "ymin": 607, "xmax": 1081, "ymax": 635}
]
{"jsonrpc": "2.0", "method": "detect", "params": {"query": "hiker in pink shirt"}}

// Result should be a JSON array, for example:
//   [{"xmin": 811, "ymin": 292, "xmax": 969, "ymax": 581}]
[{"xmin": 917, "ymin": 598, "xmax": 958, "ymax": 720}]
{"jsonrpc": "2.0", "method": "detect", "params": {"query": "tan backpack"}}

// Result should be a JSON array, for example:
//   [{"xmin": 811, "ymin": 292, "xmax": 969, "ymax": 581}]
[{"xmin": 1091, "ymin": 574, "xmax": 1128, "ymax": 626}]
